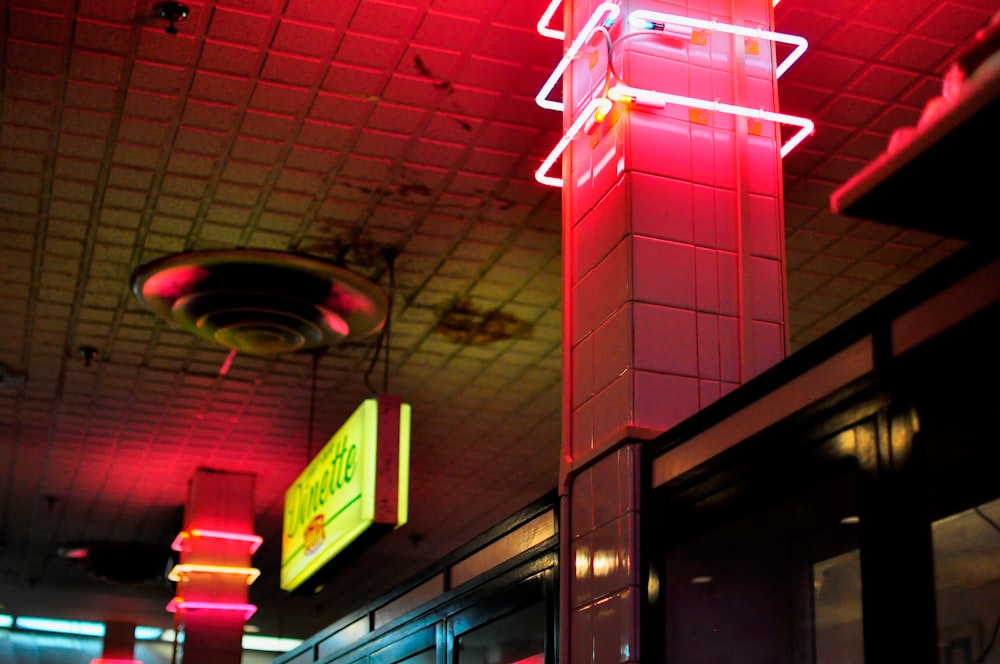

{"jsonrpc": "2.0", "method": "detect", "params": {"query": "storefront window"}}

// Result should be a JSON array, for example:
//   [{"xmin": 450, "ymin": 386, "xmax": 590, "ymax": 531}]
[
  {"xmin": 369, "ymin": 625, "xmax": 436, "ymax": 664},
  {"xmin": 391, "ymin": 647, "xmax": 435, "ymax": 664},
  {"xmin": 813, "ymin": 548, "xmax": 863, "ymax": 664},
  {"xmin": 932, "ymin": 499, "xmax": 1000, "ymax": 664},
  {"xmin": 455, "ymin": 600, "xmax": 546, "ymax": 664},
  {"xmin": 662, "ymin": 470, "xmax": 861, "ymax": 663}
]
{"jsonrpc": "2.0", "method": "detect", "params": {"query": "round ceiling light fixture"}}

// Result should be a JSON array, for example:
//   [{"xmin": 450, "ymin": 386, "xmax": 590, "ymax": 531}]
[{"xmin": 132, "ymin": 249, "xmax": 388, "ymax": 355}]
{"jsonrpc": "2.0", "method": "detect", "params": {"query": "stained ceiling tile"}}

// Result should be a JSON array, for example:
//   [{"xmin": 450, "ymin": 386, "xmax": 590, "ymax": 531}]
[
  {"xmin": 286, "ymin": 144, "xmax": 340, "ymax": 172},
  {"xmin": 68, "ymin": 51, "xmax": 125, "ymax": 85},
  {"xmin": 241, "ymin": 109, "xmax": 297, "ymax": 140},
  {"xmin": 881, "ymin": 34, "xmax": 954, "ymax": 72},
  {"xmin": 130, "ymin": 60, "xmax": 189, "ymax": 95},
  {"xmin": 296, "ymin": 118, "xmax": 354, "ymax": 150},
  {"xmin": 8, "ymin": 7, "xmax": 72, "ymax": 44},
  {"xmin": 251, "ymin": 81, "xmax": 314, "ymax": 115},
  {"xmin": 413, "ymin": 11, "xmax": 483, "ymax": 51},
  {"xmin": 135, "ymin": 28, "xmax": 200, "ymax": 65},
  {"xmin": 261, "ymin": 51, "xmax": 325, "ymax": 87},
  {"xmin": 351, "ymin": 0, "xmax": 420, "ymax": 39},
  {"xmin": 207, "ymin": 6, "xmax": 274, "ymax": 45},
  {"xmin": 200, "ymin": 39, "xmax": 263, "ymax": 76},
  {"xmin": 310, "ymin": 90, "xmax": 375, "ymax": 125},
  {"xmin": 367, "ymin": 101, "xmax": 428, "ymax": 134},
  {"xmin": 322, "ymin": 61, "xmax": 385, "ymax": 97},
  {"xmin": 5, "ymin": 39, "xmax": 65, "ymax": 75},
  {"xmin": 272, "ymin": 18, "xmax": 339, "ymax": 55},
  {"xmin": 337, "ymin": 31, "xmax": 403, "ymax": 70},
  {"xmin": 230, "ymin": 136, "xmax": 285, "ymax": 164},
  {"xmin": 73, "ymin": 17, "xmax": 132, "ymax": 54}
]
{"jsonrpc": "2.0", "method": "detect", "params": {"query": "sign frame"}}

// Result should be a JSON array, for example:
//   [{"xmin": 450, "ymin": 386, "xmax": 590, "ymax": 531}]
[{"xmin": 280, "ymin": 395, "xmax": 410, "ymax": 592}]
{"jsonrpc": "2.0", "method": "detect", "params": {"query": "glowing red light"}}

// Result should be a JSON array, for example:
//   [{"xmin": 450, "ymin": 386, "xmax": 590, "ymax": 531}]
[
  {"xmin": 166, "ymin": 597, "xmax": 258, "ymax": 620},
  {"xmin": 140, "ymin": 265, "xmax": 208, "ymax": 301},
  {"xmin": 171, "ymin": 529, "xmax": 263, "ymax": 553},
  {"xmin": 168, "ymin": 563, "xmax": 261, "ymax": 584}
]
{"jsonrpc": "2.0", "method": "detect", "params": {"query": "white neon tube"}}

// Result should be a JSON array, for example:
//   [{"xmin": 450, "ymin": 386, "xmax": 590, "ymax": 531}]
[
  {"xmin": 535, "ymin": 2, "xmax": 621, "ymax": 112},
  {"xmin": 537, "ymin": 0, "xmax": 564, "ymax": 40},
  {"xmin": 167, "ymin": 563, "xmax": 262, "ymax": 584},
  {"xmin": 535, "ymin": 97, "xmax": 614, "ymax": 187},
  {"xmin": 607, "ymin": 84, "xmax": 815, "ymax": 158},
  {"xmin": 628, "ymin": 10, "xmax": 808, "ymax": 78}
]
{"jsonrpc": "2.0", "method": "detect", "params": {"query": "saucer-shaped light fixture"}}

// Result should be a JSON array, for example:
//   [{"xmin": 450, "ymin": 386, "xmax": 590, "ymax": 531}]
[{"xmin": 132, "ymin": 250, "xmax": 388, "ymax": 355}]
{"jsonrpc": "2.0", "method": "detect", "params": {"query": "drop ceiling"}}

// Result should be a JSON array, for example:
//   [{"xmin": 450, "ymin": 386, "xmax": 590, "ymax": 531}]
[{"xmin": 0, "ymin": 0, "xmax": 993, "ymax": 642}]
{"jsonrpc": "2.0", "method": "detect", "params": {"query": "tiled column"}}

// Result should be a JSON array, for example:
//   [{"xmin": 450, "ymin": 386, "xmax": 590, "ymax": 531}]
[
  {"xmin": 92, "ymin": 619, "xmax": 138, "ymax": 664},
  {"xmin": 559, "ymin": 0, "xmax": 787, "ymax": 661},
  {"xmin": 170, "ymin": 469, "xmax": 258, "ymax": 664}
]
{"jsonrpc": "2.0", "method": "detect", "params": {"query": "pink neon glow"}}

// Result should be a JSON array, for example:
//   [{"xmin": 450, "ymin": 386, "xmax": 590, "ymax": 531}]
[
  {"xmin": 171, "ymin": 529, "xmax": 263, "ymax": 553},
  {"xmin": 539, "ymin": 0, "xmax": 785, "ymax": 41},
  {"xmin": 218, "ymin": 348, "xmax": 237, "ymax": 376},
  {"xmin": 607, "ymin": 84, "xmax": 815, "ymax": 158},
  {"xmin": 627, "ymin": 10, "xmax": 808, "ymax": 78},
  {"xmin": 536, "ymin": 0, "xmax": 564, "ymax": 40},
  {"xmin": 319, "ymin": 308, "xmax": 351, "ymax": 337},
  {"xmin": 168, "ymin": 563, "xmax": 261, "ymax": 584},
  {"xmin": 534, "ymin": 3, "xmax": 814, "ymax": 186},
  {"xmin": 535, "ymin": 98, "xmax": 614, "ymax": 187},
  {"xmin": 90, "ymin": 660, "xmax": 142, "ymax": 664},
  {"xmin": 140, "ymin": 265, "xmax": 208, "ymax": 302},
  {"xmin": 166, "ymin": 597, "xmax": 258, "ymax": 620},
  {"xmin": 535, "ymin": 2, "xmax": 621, "ymax": 112}
]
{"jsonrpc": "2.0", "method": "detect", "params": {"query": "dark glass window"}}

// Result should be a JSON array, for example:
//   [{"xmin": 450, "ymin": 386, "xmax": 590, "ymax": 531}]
[
  {"xmin": 391, "ymin": 647, "xmax": 436, "ymax": 664},
  {"xmin": 455, "ymin": 600, "xmax": 546, "ymax": 664},
  {"xmin": 661, "ymin": 469, "xmax": 862, "ymax": 663}
]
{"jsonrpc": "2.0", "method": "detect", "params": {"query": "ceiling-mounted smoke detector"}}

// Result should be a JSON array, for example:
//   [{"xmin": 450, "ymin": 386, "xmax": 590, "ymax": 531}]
[
  {"xmin": 154, "ymin": 1, "xmax": 189, "ymax": 35},
  {"xmin": 131, "ymin": 250, "xmax": 388, "ymax": 355}
]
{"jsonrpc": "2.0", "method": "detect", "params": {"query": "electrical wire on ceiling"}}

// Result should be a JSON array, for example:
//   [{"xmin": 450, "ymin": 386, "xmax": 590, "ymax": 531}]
[
  {"xmin": 306, "ymin": 345, "xmax": 325, "ymax": 461},
  {"xmin": 302, "ymin": 248, "xmax": 395, "ymax": 460},
  {"xmin": 364, "ymin": 248, "xmax": 398, "ymax": 396}
]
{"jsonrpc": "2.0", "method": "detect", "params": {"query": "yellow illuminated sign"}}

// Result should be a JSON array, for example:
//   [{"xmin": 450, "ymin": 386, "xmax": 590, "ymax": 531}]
[{"xmin": 280, "ymin": 396, "xmax": 411, "ymax": 592}]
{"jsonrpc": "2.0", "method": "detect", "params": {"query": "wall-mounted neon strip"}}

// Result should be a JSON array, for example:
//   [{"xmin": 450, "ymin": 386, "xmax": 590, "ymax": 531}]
[
  {"xmin": 166, "ymin": 598, "xmax": 257, "ymax": 620},
  {"xmin": 171, "ymin": 529, "xmax": 263, "ymax": 554},
  {"xmin": 90, "ymin": 660, "xmax": 142, "ymax": 664},
  {"xmin": 537, "ymin": 0, "xmax": 564, "ymax": 40},
  {"xmin": 535, "ymin": 97, "xmax": 614, "ymax": 187},
  {"xmin": 535, "ymin": 2, "xmax": 621, "ymax": 112},
  {"xmin": 134, "ymin": 626, "xmax": 164, "ymax": 640},
  {"xmin": 627, "ymin": 10, "xmax": 807, "ymax": 78},
  {"xmin": 539, "ymin": 0, "xmax": 786, "ymax": 42},
  {"xmin": 243, "ymin": 634, "xmax": 304, "ymax": 653},
  {"xmin": 15, "ymin": 616, "xmax": 105, "ymax": 636},
  {"xmin": 607, "ymin": 84, "xmax": 815, "ymax": 158},
  {"xmin": 167, "ymin": 563, "xmax": 261, "ymax": 585}
]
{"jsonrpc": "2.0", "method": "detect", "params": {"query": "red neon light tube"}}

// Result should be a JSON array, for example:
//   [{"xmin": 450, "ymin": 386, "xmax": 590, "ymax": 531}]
[
  {"xmin": 171, "ymin": 529, "xmax": 263, "ymax": 553},
  {"xmin": 166, "ymin": 597, "xmax": 258, "ymax": 620}
]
